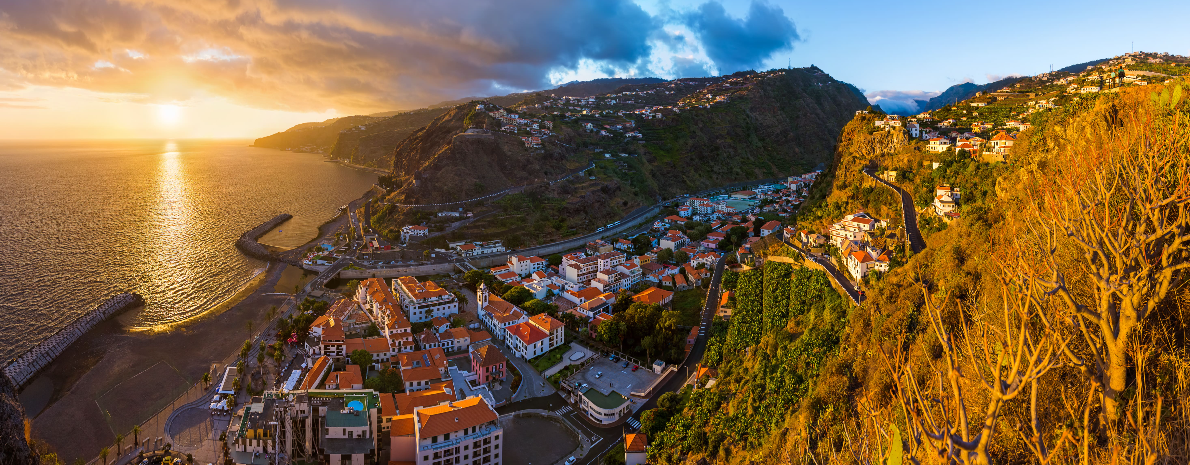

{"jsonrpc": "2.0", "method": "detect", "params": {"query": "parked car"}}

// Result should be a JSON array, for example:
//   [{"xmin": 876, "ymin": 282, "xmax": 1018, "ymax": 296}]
[
  {"xmin": 609, "ymin": 354, "xmax": 617, "ymax": 361},
  {"xmin": 632, "ymin": 365, "xmax": 639, "ymax": 372},
  {"xmin": 595, "ymin": 371, "xmax": 603, "ymax": 378},
  {"xmin": 565, "ymin": 457, "xmax": 577, "ymax": 465},
  {"xmin": 622, "ymin": 361, "xmax": 629, "ymax": 368}
]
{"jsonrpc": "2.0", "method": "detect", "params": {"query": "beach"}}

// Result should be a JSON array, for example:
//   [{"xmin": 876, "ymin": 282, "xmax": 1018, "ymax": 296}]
[{"xmin": 19, "ymin": 186, "xmax": 374, "ymax": 463}]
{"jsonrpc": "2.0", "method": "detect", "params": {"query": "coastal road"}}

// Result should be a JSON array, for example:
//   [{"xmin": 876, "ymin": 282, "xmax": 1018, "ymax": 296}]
[{"xmin": 863, "ymin": 168, "xmax": 925, "ymax": 253}]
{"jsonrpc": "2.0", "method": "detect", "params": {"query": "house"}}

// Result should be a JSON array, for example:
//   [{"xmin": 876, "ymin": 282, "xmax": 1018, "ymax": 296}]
[
  {"xmin": 395, "ymin": 348, "xmax": 450, "ymax": 392},
  {"xmin": 471, "ymin": 344, "xmax": 508, "ymax": 385},
  {"xmin": 625, "ymin": 433, "xmax": 648, "ymax": 465},
  {"xmin": 759, "ymin": 220, "xmax": 781, "ymax": 237},
  {"xmin": 845, "ymin": 248, "xmax": 892, "ymax": 281},
  {"xmin": 927, "ymin": 138, "xmax": 952, "ymax": 153},
  {"xmin": 380, "ymin": 381, "xmax": 457, "ymax": 432},
  {"xmin": 507, "ymin": 255, "xmax": 548, "ymax": 276},
  {"xmin": 325, "ymin": 365, "xmax": 364, "ymax": 390},
  {"xmin": 477, "ymin": 284, "xmax": 527, "ymax": 341},
  {"xmin": 416, "ymin": 329, "xmax": 441, "ymax": 350},
  {"xmin": 326, "ymin": 299, "xmax": 371, "ymax": 334},
  {"xmin": 933, "ymin": 185, "xmax": 961, "ymax": 216},
  {"xmin": 344, "ymin": 336, "xmax": 393, "ymax": 370},
  {"xmin": 633, "ymin": 287, "xmax": 674, "ymax": 307},
  {"xmin": 311, "ymin": 315, "xmax": 347, "ymax": 359},
  {"xmin": 388, "ymin": 396, "xmax": 503, "ymax": 465},
  {"xmin": 429, "ymin": 316, "xmax": 452, "ymax": 334},
  {"xmin": 298, "ymin": 356, "xmax": 331, "ymax": 390},
  {"xmin": 989, "ymin": 131, "xmax": 1015, "ymax": 154},
  {"xmin": 506, "ymin": 322, "xmax": 550, "ymax": 359},
  {"xmin": 393, "ymin": 276, "xmax": 458, "ymax": 323},
  {"xmin": 401, "ymin": 225, "xmax": 429, "ymax": 242},
  {"xmin": 438, "ymin": 327, "xmax": 473, "ymax": 352}
]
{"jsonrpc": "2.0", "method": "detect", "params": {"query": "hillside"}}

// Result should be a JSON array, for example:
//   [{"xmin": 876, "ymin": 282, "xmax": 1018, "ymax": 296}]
[
  {"xmin": 370, "ymin": 67, "xmax": 869, "ymax": 248},
  {"xmin": 251, "ymin": 115, "xmax": 384, "ymax": 153},
  {"xmin": 326, "ymin": 108, "xmax": 451, "ymax": 168},
  {"xmin": 636, "ymin": 61, "xmax": 1190, "ymax": 464},
  {"xmin": 911, "ymin": 75, "xmax": 1026, "ymax": 114},
  {"xmin": 549, "ymin": 77, "xmax": 667, "ymax": 97}
]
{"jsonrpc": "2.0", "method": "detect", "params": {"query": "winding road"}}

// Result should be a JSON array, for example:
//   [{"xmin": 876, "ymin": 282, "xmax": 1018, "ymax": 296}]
[{"xmin": 863, "ymin": 168, "xmax": 925, "ymax": 253}]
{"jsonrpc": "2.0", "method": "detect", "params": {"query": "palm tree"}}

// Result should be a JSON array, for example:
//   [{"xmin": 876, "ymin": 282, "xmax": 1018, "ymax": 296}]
[
  {"xmin": 132, "ymin": 425, "xmax": 141, "ymax": 450},
  {"xmin": 115, "ymin": 434, "xmax": 124, "ymax": 457},
  {"xmin": 100, "ymin": 447, "xmax": 109, "ymax": 465},
  {"xmin": 257, "ymin": 349, "xmax": 265, "ymax": 378},
  {"xmin": 201, "ymin": 371, "xmax": 211, "ymax": 387},
  {"xmin": 246, "ymin": 320, "xmax": 254, "ymax": 335}
]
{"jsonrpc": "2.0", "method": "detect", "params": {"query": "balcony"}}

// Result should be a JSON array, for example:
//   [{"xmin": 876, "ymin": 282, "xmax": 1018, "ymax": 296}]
[{"xmin": 419, "ymin": 425, "xmax": 498, "ymax": 452}]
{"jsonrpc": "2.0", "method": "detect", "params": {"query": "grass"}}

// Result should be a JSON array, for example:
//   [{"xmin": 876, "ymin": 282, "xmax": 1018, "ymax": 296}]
[
  {"xmin": 529, "ymin": 344, "xmax": 572, "ymax": 373},
  {"xmin": 672, "ymin": 289, "xmax": 707, "ymax": 326}
]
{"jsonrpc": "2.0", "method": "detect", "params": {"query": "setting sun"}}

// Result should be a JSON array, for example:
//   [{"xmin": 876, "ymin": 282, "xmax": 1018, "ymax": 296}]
[{"xmin": 155, "ymin": 104, "xmax": 182, "ymax": 126}]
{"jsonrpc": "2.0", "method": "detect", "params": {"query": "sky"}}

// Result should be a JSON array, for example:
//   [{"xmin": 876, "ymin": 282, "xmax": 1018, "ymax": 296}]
[{"xmin": 0, "ymin": 0, "xmax": 1188, "ymax": 139}]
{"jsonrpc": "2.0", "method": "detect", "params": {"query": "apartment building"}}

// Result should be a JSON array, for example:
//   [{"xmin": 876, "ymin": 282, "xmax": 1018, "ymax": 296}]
[{"xmin": 393, "ymin": 276, "xmax": 459, "ymax": 323}]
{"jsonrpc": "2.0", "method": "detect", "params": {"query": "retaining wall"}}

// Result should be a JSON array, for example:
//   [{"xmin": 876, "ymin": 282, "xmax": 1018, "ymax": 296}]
[{"xmin": 3, "ymin": 292, "xmax": 144, "ymax": 387}]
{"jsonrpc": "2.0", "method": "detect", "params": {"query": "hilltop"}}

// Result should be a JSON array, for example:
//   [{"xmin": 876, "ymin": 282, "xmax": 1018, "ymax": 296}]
[{"xmin": 368, "ymin": 67, "xmax": 869, "ymax": 248}]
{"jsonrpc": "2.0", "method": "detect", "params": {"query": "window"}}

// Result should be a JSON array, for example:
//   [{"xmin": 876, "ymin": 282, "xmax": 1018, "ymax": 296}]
[
  {"xmin": 494, "ymin": 435, "xmax": 500, "ymax": 440},
  {"xmin": 445, "ymin": 433, "xmax": 451, "ymax": 440},
  {"xmin": 432, "ymin": 436, "xmax": 439, "ymax": 444},
  {"xmin": 494, "ymin": 444, "xmax": 499, "ymax": 450}
]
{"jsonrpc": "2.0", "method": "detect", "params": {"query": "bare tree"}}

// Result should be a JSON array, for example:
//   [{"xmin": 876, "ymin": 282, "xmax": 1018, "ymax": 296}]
[
  {"xmin": 1026, "ymin": 96, "xmax": 1190, "ymax": 423},
  {"xmin": 881, "ymin": 280, "xmax": 1065, "ymax": 465}
]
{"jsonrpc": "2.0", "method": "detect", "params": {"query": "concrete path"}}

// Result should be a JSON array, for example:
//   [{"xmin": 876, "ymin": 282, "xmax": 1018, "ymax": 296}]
[{"xmin": 541, "ymin": 343, "xmax": 593, "ymax": 378}]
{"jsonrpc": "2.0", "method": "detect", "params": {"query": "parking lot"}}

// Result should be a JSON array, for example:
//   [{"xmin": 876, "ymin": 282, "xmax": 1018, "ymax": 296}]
[{"xmin": 570, "ymin": 357, "xmax": 660, "ymax": 399}]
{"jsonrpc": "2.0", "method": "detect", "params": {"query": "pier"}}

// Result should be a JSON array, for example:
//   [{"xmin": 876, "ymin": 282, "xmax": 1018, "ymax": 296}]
[
  {"xmin": 3, "ymin": 292, "xmax": 144, "ymax": 387},
  {"xmin": 234, "ymin": 214, "xmax": 301, "ymax": 265}
]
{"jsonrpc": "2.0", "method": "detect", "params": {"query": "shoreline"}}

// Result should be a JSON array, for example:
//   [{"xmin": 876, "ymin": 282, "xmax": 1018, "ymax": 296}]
[{"xmin": 21, "ymin": 184, "xmax": 376, "ymax": 463}]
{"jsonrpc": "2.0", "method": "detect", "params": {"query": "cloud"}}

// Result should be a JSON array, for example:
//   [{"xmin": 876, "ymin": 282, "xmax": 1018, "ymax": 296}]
[
  {"xmin": 670, "ymin": 56, "xmax": 712, "ymax": 78},
  {"xmin": 0, "ymin": 0, "xmax": 665, "ymax": 113},
  {"xmin": 865, "ymin": 89, "xmax": 940, "ymax": 115},
  {"xmin": 682, "ymin": 1, "xmax": 799, "ymax": 74},
  {"xmin": 986, "ymin": 73, "xmax": 1023, "ymax": 83}
]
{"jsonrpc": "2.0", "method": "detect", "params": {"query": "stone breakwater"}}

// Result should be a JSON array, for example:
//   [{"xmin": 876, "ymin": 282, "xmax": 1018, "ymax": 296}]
[
  {"xmin": 3, "ymin": 292, "xmax": 144, "ymax": 388},
  {"xmin": 234, "ymin": 214, "xmax": 301, "ymax": 266}
]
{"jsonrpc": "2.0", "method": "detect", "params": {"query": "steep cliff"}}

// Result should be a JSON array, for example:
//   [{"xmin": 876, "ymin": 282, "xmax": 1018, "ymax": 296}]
[{"xmin": 0, "ymin": 373, "xmax": 38, "ymax": 465}]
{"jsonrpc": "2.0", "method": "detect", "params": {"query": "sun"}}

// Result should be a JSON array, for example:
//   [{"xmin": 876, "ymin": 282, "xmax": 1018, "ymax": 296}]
[{"xmin": 156, "ymin": 104, "xmax": 183, "ymax": 126}]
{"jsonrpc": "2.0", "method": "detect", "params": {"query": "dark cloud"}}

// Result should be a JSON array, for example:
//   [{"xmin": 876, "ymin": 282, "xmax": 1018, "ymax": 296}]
[
  {"xmin": 865, "ymin": 90, "xmax": 939, "ymax": 115},
  {"xmin": 682, "ymin": 1, "xmax": 799, "ymax": 74},
  {"xmin": 0, "ymin": 0, "xmax": 660, "ymax": 113},
  {"xmin": 670, "ymin": 56, "xmax": 711, "ymax": 78}
]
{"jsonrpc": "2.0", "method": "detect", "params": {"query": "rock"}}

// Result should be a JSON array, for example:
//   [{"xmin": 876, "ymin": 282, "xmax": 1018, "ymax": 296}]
[{"xmin": 0, "ymin": 372, "xmax": 39, "ymax": 465}]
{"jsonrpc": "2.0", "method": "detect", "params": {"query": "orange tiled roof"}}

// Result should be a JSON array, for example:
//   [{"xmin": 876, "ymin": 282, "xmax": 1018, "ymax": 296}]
[{"xmin": 415, "ymin": 397, "xmax": 497, "ymax": 438}]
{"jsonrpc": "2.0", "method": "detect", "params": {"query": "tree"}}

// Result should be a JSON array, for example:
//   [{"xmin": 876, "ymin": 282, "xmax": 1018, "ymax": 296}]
[
  {"xmin": 201, "ymin": 371, "xmax": 211, "ymax": 387},
  {"xmin": 344, "ymin": 279, "xmax": 362, "ymax": 296},
  {"xmin": 463, "ymin": 269, "xmax": 486, "ymax": 287},
  {"xmin": 363, "ymin": 323, "xmax": 382, "ymax": 338},
  {"xmin": 100, "ymin": 447, "xmax": 109, "ymax": 465},
  {"xmin": 115, "ymin": 434, "xmax": 124, "ymax": 457},
  {"xmin": 132, "ymin": 425, "xmax": 141, "ymax": 450},
  {"xmin": 502, "ymin": 286, "xmax": 533, "ymax": 306},
  {"xmin": 674, "ymin": 250, "xmax": 689, "ymax": 265},
  {"xmin": 881, "ymin": 282, "xmax": 1063, "ymax": 465},
  {"xmin": 245, "ymin": 320, "xmax": 254, "ymax": 335},
  {"xmin": 1026, "ymin": 88, "xmax": 1190, "ymax": 424},
  {"xmin": 256, "ymin": 349, "xmax": 265, "ymax": 378},
  {"xmin": 547, "ymin": 254, "xmax": 563, "ymax": 266},
  {"xmin": 657, "ymin": 248, "xmax": 674, "ymax": 264},
  {"xmin": 350, "ymin": 349, "xmax": 374, "ymax": 377},
  {"xmin": 240, "ymin": 340, "xmax": 251, "ymax": 360},
  {"xmin": 522, "ymin": 299, "xmax": 552, "ymax": 315}
]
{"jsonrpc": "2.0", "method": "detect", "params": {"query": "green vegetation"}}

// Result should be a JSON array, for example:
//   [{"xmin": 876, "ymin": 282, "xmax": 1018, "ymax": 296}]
[
  {"xmin": 529, "ymin": 345, "xmax": 571, "ymax": 373},
  {"xmin": 362, "ymin": 368, "xmax": 404, "ymax": 393},
  {"xmin": 595, "ymin": 302, "xmax": 686, "ymax": 364},
  {"xmin": 670, "ymin": 289, "xmax": 705, "ymax": 326}
]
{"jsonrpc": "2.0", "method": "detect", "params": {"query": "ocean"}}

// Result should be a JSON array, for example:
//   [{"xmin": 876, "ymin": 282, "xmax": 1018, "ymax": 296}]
[{"xmin": 0, "ymin": 140, "xmax": 376, "ymax": 361}]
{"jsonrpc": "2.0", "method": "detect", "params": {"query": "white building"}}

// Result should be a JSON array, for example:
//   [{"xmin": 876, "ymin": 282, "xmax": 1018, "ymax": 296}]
[
  {"xmin": 393, "ymin": 277, "xmax": 458, "ymax": 323},
  {"xmin": 389, "ymin": 396, "xmax": 503, "ymax": 465}
]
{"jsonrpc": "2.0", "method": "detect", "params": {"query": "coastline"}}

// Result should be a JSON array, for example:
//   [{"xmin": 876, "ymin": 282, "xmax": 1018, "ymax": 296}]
[{"xmin": 20, "ymin": 183, "xmax": 376, "ymax": 463}]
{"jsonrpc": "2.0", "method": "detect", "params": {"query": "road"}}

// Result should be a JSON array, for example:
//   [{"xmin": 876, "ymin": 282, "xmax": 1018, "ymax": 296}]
[
  {"xmin": 863, "ymin": 168, "xmax": 925, "ymax": 253},
  {"xmin": 781, "ymin": 238, "xmax": 863, "ymax": 304},
  {"xmin": 493, "ymin": 255, "xmax": 728, "ymax": 465}
]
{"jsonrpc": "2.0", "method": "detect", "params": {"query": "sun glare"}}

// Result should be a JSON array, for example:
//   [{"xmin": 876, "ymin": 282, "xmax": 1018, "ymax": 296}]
[{"xmin": 156, "ymin": 104, "xmax": 183, "ymax": 126}]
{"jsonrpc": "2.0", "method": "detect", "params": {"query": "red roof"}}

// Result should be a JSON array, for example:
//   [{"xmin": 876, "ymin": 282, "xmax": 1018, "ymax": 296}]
[{"xmin": 507, "ymin": 322, "xmax": 549, "ymax": 346}]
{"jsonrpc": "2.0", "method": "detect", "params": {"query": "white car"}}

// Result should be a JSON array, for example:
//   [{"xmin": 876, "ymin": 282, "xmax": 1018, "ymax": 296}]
[{"xmin": 565, "ymin": 457, "xmax": 577, "ymax": 465}]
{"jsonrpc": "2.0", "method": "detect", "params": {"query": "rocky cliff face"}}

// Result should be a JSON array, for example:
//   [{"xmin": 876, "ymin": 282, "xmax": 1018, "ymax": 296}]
[{"xmin": 0, "ymin": 373, "xmax": 38, "ymax": 465}]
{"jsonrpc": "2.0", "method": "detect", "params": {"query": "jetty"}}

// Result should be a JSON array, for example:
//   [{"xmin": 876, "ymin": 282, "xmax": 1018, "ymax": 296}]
[
  {"xmin": 4, "ymin": 293, "xmax": 144, "ymax": 387},
  {"xmin": 234, "ymin": 214, "xmax": 301, "ymax": 266}
]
